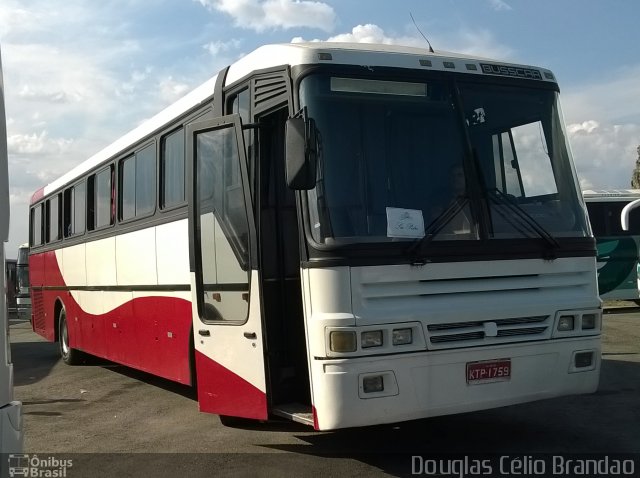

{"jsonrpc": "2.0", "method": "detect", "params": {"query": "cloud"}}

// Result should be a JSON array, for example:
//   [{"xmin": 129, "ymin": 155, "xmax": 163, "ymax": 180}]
[
  {"xmin": 196, "ymin": 0, "xmax": 335, "ymax": 32},
  {"xmin": 7, "ymin": 131, "xmax": 73, "ymax": 156},
  {"xmin": 568, "ymin": 122, "xmax": 640, "ymax": 190},
  {"xmin": 158, "ymin": 77, "xmax": 191, "ymax": 104},
  {"xmin": 0, "ymin": 1, "xmax": 215, "ymax": 257},
  {"xmin": 559, "ymin": 65, "xmax": 640, "ymax": 189},
  {"xmin": 203, "ymin": 39, "xmax": 243, "ymax": 56},
  {"xmin": 292, "ymin": 23, "xmax": 514, "ymax": 61},
  {"xmin": 488, "ymin": 0, "xmax": 512, "ymax": 12}
]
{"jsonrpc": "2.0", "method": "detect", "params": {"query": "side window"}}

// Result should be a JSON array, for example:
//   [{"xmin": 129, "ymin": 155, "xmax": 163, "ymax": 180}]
[
  {"xmin": 30, "ymin": 204, "xmax": 43, "ymax": 246},
  {"xmin": 63, "ymin": 182, "xmax": 86, "ymax": 237},
  {"xmin": 90, "ymin": 166, "xmax": 114, "ymax": 230},
  {"xmin": 119, "ymin": 143, "xmax": 156, "ymax": 221},
  {"xmin": 161, "ymin": 129, "xmax": 185, "ymax": 209},
  {"xmin": 120, "ymin": 155, "xmax": 136, "ymax": 221},
  {"xmin": 196, "ymin": 124, "xmax": 250, "ymax": 322},
  {"xmin": 46, "ymin": 194, "xmax": 61, "ymax": 243},
  {"xmin": 136, "ymin": 144, "xmax": 156, "ymax": 216},
  {"xmin": 75, "ymin": 181, "xmax": 86, "ymax": 234}
]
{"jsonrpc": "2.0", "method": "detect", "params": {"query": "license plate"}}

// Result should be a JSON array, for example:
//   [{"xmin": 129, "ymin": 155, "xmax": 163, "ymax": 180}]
[{"xmin": 466, "ymin": 358, "xmax": 511, "ymax": 384}]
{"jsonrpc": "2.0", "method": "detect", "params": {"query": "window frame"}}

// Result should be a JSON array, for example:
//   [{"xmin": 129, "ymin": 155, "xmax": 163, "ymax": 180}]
[
  {"xmin": 46, "ymin": 193, "xmax": 62, "ymax": 244},
  {"xmin": 30, "ymin": 203, "xmax": 44, "ymax": 247},
  {"xmin": 118, "ymin": 142, "xmax": 157, "ymax": 224},
  {"xmin": 89, "ymin": 165, "xmax": 115, "ymax": 232},
  {"xmin": 160, "ymin": 127, "xmax": 186, "ymax": 212}
]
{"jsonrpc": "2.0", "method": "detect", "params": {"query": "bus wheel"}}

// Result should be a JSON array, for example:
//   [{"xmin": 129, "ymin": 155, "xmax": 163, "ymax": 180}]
[{"xmin": 58, "ymin": 308, "xmax": 81, "ymax": 365}]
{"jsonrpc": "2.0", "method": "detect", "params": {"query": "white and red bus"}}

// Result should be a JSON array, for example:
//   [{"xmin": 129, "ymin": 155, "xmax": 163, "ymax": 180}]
[{"xmin": 29, "ymin": 42, "xmax": 601, "ymax": 430}]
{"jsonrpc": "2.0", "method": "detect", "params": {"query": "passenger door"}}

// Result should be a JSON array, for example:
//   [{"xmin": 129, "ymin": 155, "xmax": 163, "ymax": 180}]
[{"xmin": 187, "ymin": 116, "xmax": 267, "ymax": 420}]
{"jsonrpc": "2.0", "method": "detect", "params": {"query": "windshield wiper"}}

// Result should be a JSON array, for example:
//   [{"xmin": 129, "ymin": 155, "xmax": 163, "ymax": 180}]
[
  {"xmin": 486, "ymin": 188, "xmax": 560, "ymax": 259},
  {"xmin": 405, "ymin": 196, "xmax": 470, "ymax": 259}
]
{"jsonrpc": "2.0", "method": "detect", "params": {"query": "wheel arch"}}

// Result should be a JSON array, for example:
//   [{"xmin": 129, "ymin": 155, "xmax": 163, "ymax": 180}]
[{"xmin": 53, "ymin": 297, "xmax": 65, "ymax": 343}]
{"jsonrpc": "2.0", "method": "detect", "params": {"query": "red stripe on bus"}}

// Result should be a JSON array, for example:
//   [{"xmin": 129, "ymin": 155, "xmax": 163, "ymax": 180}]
[
  {"xmin": 195, "ymin": 350, "xmax": 267, "ymax": 420},
  {"xmin": 30, "ymin": 187, "xmax": 45, "ymax": 204},
  {"xmin": 30, "ymin": 250, "xmax": 193, "ymax": 385}
]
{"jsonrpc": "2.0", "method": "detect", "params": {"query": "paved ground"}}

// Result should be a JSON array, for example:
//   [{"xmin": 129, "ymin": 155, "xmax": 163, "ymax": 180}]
[{"xmin": 8, "ymin": 305, "xmax": 640, "ymax": 477}]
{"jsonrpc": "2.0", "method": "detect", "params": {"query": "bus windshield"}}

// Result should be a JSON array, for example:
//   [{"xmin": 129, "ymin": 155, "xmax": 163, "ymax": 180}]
[
  {"xmin": 16, "ymin": 246, "xmax": 29, "ymax": 294},
  {"xmin": 299, "ymin": 74, "xmax": 589, "ymax": 249}
]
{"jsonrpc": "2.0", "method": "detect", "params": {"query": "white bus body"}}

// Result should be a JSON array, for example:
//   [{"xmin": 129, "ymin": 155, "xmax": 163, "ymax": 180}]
[
  {"xmin": 0, "ymin": 44, "xmax": 25, "ymax": 457},
  {"xmin": 29, "ymin": 43, "xmax": 600, "ymax": 430}
]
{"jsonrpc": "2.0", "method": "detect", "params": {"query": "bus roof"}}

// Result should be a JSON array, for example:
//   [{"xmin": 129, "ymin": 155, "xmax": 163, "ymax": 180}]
[
  {"xmin": 35, "ymin": 42, "xmax": 558, "ymax": 202},
  {"xmin": 582, "ymin": 189, "xmax": 640, "ymax": 201}
]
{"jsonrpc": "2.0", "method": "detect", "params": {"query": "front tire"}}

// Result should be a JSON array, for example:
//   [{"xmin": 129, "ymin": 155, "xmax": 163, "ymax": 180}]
[{"xmin": 58, "ymin": 308, "xmax": 82, "ymax": 365}]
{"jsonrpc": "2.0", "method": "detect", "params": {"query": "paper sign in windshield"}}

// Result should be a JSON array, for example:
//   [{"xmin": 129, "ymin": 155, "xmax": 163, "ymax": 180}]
[{"xmin": 386, "ymin": 207, "xmax": 425, "ymax": 238}]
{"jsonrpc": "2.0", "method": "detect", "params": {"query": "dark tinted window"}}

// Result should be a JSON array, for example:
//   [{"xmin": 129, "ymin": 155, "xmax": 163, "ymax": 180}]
[
  {"xmin": 95, "ymin": 167, "xmax": 113, "ymax": 228},
  {"xmin": 161, "ymin": 129, "xmax": 185, "ymax": 208}
]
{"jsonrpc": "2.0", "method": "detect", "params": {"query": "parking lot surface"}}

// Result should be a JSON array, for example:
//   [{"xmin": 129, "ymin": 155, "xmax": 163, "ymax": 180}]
[{"xmin": 9, "ymin": 306, "xmax": 640, "ymax": 477}]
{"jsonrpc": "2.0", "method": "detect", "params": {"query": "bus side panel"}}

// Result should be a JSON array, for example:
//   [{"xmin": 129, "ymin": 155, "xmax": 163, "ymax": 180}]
[
  {"xmin": 195, "ymin": 350, "xmax": 268, "ymax": 419},
  {"xmin": 42, "ymin": 250, "xmax": 61, "ymax": 342},
  {"xmin": 596, "ymin": 236, "xmax": 639, "ymax": 300},
  {"xmin": 132, "ymin": 294, "xmax": 193, "ymax": 384},
  {"xmin": 77, "ymin": 291, "xmax": 108, "ymax": 359},
  {"xmin": 35, "ymin": 244, "xmax": 193, "ymax": 384},
  {"xmin": 29, "ymin": 252, "xmax": 46, "ymax": 335}
]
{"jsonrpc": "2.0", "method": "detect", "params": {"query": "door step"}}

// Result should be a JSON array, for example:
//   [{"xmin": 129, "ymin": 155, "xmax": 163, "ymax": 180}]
[{"xmin": 272, "ymin": 403, "xmax": 314, "ymax": 426}]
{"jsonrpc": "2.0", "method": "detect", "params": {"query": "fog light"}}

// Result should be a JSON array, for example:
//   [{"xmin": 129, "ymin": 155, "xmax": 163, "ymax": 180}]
[
  {"xmin": 558, "ymin": 315, "xmax": 575, "ymax": 332},
  {"xmin": 330, "ymin": 331, "xmax": 356, "ymax": 353},
  {"xmin": 582, "ymin": 314, "xmax": 597, "ymax": 330},
  {"xmin": 361, "ymin": 330, "xmax": 383, "ymax": 348},
  {"xmin": 392, "ymin": 328, "xmax": 413, "ymax": 345},
  {"xmin": 575, "ymin": 351, "xmax": 594, "ymax": 368},
  {"xmin": 362, "ymin": 375, "xmax": 384, "ymax": 393}
]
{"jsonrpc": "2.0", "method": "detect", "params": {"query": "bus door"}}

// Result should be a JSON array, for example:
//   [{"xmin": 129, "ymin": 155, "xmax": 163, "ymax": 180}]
[{"xmin": 187, "ymin": 116, "xmax": 267, "ymax": 420}]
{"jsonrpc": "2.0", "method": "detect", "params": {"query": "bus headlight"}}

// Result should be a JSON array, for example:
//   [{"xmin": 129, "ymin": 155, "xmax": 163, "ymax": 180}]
[
  {"xmin": 392, "ymin": 328, "xmax": 413, "ymax": 345},
  {"xmin": 581, "ymin": 314, "xmax": 597, "ymax": 330},
  {"xmin": 557, "ymin": 315, "xmax": 575, "ymax": 332},
  {"xmin": 361, "ymin": 330, "xmax": 383, "ymax": 348},
  {"xmin": 330, "ymin": 331, "xmax": 357, "ymax": 353}
]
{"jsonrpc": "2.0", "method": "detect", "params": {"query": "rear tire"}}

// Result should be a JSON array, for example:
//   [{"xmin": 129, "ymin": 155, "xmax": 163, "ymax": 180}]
[{"xmin": 58, "ymin": 308, "xmax": 82, "ymax": 365}]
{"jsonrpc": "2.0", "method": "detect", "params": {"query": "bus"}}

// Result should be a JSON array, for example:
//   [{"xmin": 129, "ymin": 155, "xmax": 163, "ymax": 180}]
[
  {"xmin": 14, "ymin": 244, "xmax": 30, "ymax": 322},
  {"xmin": 583, "ymin": 189, "xmax": 640, "ymax": 301},
  {"xmin": 29, "ymin": 42, "xmax": 601, "ymax": 430},
  {"xmin": 0, "ymin": 43, "xmax": 24, "ymax": 456},
  {"xmin": 5, "ymin": 259, "xmax": 16, "ymax": 316}
]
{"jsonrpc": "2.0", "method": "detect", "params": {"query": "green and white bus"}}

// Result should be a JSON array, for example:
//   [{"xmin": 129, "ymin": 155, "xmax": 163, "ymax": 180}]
[{"xmin": 583, "ymin": 189, "xmax": 640, "ymax": 301}]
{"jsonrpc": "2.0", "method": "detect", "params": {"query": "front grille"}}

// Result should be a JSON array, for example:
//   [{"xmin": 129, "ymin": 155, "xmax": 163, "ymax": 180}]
[{"xmin": 426, "ymin": 315, "xmax": 551, "ymax": 349}]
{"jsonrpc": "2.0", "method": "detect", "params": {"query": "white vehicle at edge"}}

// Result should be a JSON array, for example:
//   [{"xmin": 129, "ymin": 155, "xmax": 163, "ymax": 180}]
[{"xmin": 0, "ymin": 44, "xmax": 25, "ymax": 464}]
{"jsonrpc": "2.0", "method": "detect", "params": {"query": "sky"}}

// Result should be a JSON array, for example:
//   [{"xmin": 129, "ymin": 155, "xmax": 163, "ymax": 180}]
[{"xmin": 1, "ymin": 0, "xmax": 640, "ymax": 258}]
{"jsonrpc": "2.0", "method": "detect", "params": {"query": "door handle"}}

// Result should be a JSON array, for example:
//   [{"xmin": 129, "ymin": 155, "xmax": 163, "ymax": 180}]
[
  {"xmin": 243, "ymin": 332, "xmax": 257, "ymax": 340},
  {"xmin": 198, "ymin": 329, "xmax": 211, "ymax": 337}
]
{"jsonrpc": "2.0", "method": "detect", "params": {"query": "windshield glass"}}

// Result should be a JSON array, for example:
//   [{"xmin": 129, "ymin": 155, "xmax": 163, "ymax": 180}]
[
  {"xmin": 459, "ymin": 83, "xmax": 589, "ymax": 239},
  {"xmin": 16, "ymin": 247, "xmax": 29, "ymax": 293},
  {"xmin": 299, "ymin": 73, "xmax": 589, "ymax": 248}
]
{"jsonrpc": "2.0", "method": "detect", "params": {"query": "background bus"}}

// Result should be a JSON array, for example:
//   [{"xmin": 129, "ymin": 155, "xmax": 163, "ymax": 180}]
[
  {"xmin": 0, "ymin": 43, "xmax": 24, "ymax": 460},
  {"xmin": 15, "ymin": 244, "xmax": 30, "ymax": 322},
  {"xmin": 583, "ymin": 189, "xmax": 640, "ymax": 301},
  {"xmin": 29, "ymin": 42, "xmax": 600, "ymax": 430},
  {"xmin": 5, "ymin": 259, "xmax": 16, "ymax": 316}
]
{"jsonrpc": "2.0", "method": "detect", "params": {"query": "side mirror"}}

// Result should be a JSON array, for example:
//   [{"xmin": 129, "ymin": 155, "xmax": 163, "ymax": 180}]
[
  {"xmin": 621, "ymin": 198, "xmax": 640, "ymax": 231},
  {"xmin": 285, "ymin": 117, "xmax": 317, "ymax": 190}
]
